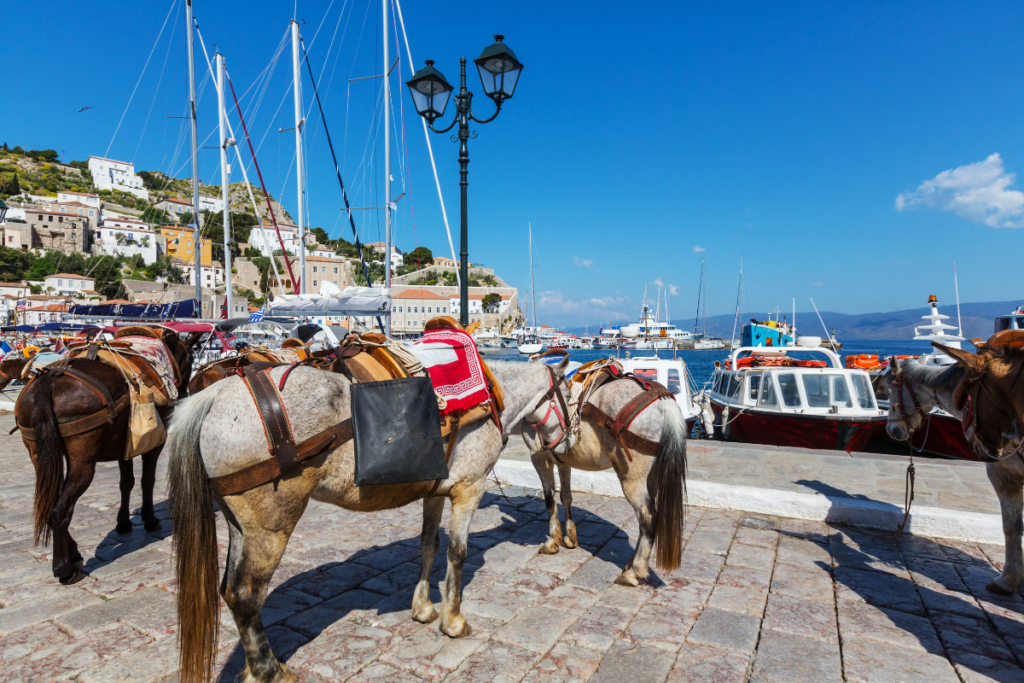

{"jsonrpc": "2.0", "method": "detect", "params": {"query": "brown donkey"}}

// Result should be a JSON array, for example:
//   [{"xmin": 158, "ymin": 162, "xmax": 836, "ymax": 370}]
[{"xmin": 16, "ymin": 330, "xmax": 201, "ymax": 584}]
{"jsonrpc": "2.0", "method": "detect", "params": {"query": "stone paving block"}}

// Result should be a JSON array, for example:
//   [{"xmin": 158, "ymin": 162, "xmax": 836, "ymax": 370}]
[
  {"xmin": 78, "ymin": 637, "xmax": 179, "ymax": 683},
  {"xmin": 834, "ymin": 566, "xmax": 925, "ymax": 615},
  {"xmin": 0, "ymin": 558, "xmax": 52, "ymax": 591},
  {"xmin": 950, "ymin": 651, "xmax": 1024, "ymax": 683},
  {"xmin": 360, "ymin": 562, "xmax": 426, "ymax": 597},
  {"xmin": 377, "ymin": 624, "xmax": 486, "ymax": 681},
  {"xmin": 725, "ymin": 542, "xmax": 775, "ymax": 572},
  {"xmin": 663, "ymin": 550, "xmax": 725, "ymax": 586},
  {"xmin": 351, "ymin": 663, "xmax": 423, "ymax": 682},
  {"xmin": 733, "ymin": 527, "xmax": 780, "ymax": 550},
  {"xmin": 842, "ymin": 637, "xmax": 961, "ymax": 683},
  {"xmin": 837, "ymin": 599, "xmax": 944, "ymax": 654},
  {"xmin": 898, "ymin": 535, "xmax": 950, "ymax": 561},
  {"xmin": 5, "ymin": 622, "xmax": 153, "ymax": 681},
  {"xmin": 523, "ymin": 546, "xmax": 593, "ymax": 580},
  {"xmin": 599, "ymin": 582, "xmax": 658, "ymax": 615},
  {"xmin": 705, "ymin": 585, "xmax": 767, "ymax": 617},
  {"xmin": 284, "ymin": 589, "xmax": 388, "ymax": 638},
  {"xmin": 494, "ymin": 566, "xmax": 563, "ymax": 596},
  {"xmin": 84, "ymin": 559, "xmax": 176, "ymax": 599},
  {"xmin": 589, "ymin": 640, "xmax": 676, "ymax": 683},
  {"xmin": 831, "ymin": 541, "xmax": 909, "ymax": 578},
  {"xmin": 573, "ymin": 521, "xmax": 620, "ymax": 550},
  {"xmin": 534, "ymin": 584, "xmax": 601, "ymax": 613},
  {"xmin": 685, "ymin": 530, "xmax": 734, "ymax": 556},
  {"xmin": 650, "ymin": 580, "xmax": 711, "ymax": 616},
  {"xmin": 559, "ymin": 604, "xmax": 633, "ymax": 652},
  {"xmin": 769, "ymin": 562, "xmax": 833, "ymax": 602},
  {"xmin": 667, "ymin": 642, "xmax": 751, "ymax": 683},
  {"xmin": 0, "ymin": 586, "xmax": 102, "ymax": 636},
  {"xmin": 56, "ymin": 585, "xmax": 172, "ymax": 636},
  {"xmin": 685, "ymin": 607, "xmax": 760, "ymax": 654},
  {"xmin": 291, "ymin": 564, "xmax": 381, "ymax": 600},
  {"xmin": 930, "ymin": 612, "xmax": 1016, "ymax": 663},
  {"xmin": 522, "ymin": 642, "xmax": 602, "ymax": 683},
  {"xmin": 349, "ymin": 587, "xmax": 439, "ymax": 637},
  {"xmin": 940, "ymin": 541, "xmax": 992, "ymax": 567},
  {"xmin": 0, "ymin": 550, "xmax": 39, "ymax": 573},
  {"xmin": 626, "ymin": 601, "xmax": 700, "ymax": 652},
  {"xmin": 976, "ymin": 593, "xmax": 1024, "ymax": 640},
  {"xmin": 776, "ymin": 536, "xmax": 831, "ymax": 567},
  {"xmin": 446, "ymin": 640, "xmax": 542, "ymax": 683},
  {"xmin": 751, "ymin": 629, "xmax": 842, "ymax": 683},
  {"xmin": 778, "ymin": 519, "xmax": 830, "ymax": 544},
  {"xmin": 461, "ymin": 580, "xmax": 539, "ymax": 622},
  {"xmin": 87, "ymin": 547, "xmax": 169, "ymax": 580},
  {"xmin": 261, "ymin": 588, "xmax": 326, "ymax": 627},
  {"xmin": 764, "ymin": 593, "xmax": 837, "ymax": 643},
  {"xmin": 493, "ymin": 605, "xmax": 578, "ymax": 654},
  {"xmin": 919, "ymin": 585, "xmax": 987, "ymax": 620},
  {"xmin": 287, "ymin": 621, "xmax": 400, "ymax": 682},
  {"xmin": 715, "ymin": 565, "xmax": 771, "ymax": 593},
  {"xmin": 0, "ymin": 575, "xmax": 99, "ymax": 608},
  {"xmin": 906, "ymin": 556, "xmax": 971, "ymax": 593},
  {"xmin": 0, "ymin": 621, "xmax": 71, "ymax": 665},
  {"xmin": 564, "ymin": 556, "xmax": 622, "ymax": 592},
  {"xmin": 268, "ymin": 560, "xmax": 319, "ymax": 592}
]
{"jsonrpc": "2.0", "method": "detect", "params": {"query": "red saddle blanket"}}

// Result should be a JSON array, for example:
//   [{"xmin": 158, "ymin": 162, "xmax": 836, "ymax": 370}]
[{"xmin": 410, "ymin": 329, "xmax": 489, "ymax": 415}]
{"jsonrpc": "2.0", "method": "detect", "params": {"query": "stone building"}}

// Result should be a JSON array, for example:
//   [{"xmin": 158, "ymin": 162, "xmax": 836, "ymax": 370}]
[{"xmin": 22, "ymin": 209, "xmax": 90, "ymax": 254}]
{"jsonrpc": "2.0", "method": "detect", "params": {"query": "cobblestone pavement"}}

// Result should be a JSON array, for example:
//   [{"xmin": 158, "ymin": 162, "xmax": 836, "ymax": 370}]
[{"xmin": 1, "ymin": 414, "xmax": 1023, "ymax": 682}]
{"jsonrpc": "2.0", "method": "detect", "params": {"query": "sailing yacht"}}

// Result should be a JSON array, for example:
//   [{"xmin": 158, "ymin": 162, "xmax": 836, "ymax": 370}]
[
  {"xmin": 518, "ymin": 223, "xmax": 547, "ymax": 355},
  {"xmin": 692, "ymin": 259, "xmax": 725, "ymax": 349}
]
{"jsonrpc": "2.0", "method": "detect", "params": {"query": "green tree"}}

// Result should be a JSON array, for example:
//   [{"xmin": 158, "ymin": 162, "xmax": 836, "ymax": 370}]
[
  {"xmin": 311, "ymin": 227, "xmax": 330, "ymax": 244},
  {"xmin": 404, "ymin": 246, "xmax": 433, "ymax": 269},
  {"xmin": 28, "ymin": 149, "xmax": 59, "ymax": 162},
  {"xmin": 0, "ymin": 172, "xmax": 20, "ymax": 196},
  {"xmin": 482, "ymin": 293, "xmax": 502, "ymax": 313},
  {"xmin": 179, "ymin": 211, "xmax": 194, "ymax": 226},
  {"xmin": 0, "ymin": 246, "xmax": 34, "ymax": 280},
  {"xmin": 139, "ymin": 205, "xmax": 168, "ymax": 224}
]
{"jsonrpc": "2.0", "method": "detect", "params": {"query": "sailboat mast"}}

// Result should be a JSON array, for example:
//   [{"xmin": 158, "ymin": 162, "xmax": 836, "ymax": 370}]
[
  {"xmin": 383, "ymin": 0, "xmax": 391, "ymax": 335},
  {"xmin": 730, "ymin": 255, "xmax": 743, "ymax": 348},
  {"xmin": 291, "ymin": 21, "xmax": 306, "ymax": 294},
  {"xmin": 216, "ymin": 52, "xmax": 232, "ymax": 320},
  {"xmin": 694, "ymin": 258, "xmax": 703, "ymax": 336},
  {"xmin": 185, "ymin": 0, "xmax": 201, "ymax": 305},
  {"xmin": 529, "ymin": 222, "xmax": 537, "ymax": 329}
]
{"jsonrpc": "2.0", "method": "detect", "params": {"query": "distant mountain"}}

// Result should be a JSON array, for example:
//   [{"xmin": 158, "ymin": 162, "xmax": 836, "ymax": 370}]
[{"xmin": 565, "ymin": 300, "xmax": 1023, "ymax": 341}]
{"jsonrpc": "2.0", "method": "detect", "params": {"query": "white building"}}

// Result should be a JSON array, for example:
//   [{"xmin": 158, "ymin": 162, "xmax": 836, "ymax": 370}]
[
  {"xmin": 57, "ymin": 201, "xmax": 99, "ymax": 224},
  {"xmin": 197, "ymin": 195, "xmax": 224, "ymax": 213},
  {"xmin": 311, "ymin": 246, "xmax": 341, "ymax": 259},
  {"xmin": 44, "ymin": 273, "xmax": 96, "ymax": 297},
  {"xmin": 56, "ymin": 191, "xmax": 101, "ymax": 209},
  {"xmin": 179, "ymin": 260, "xmax": 225, "ymax": 288},
  {"xmin": 87, "ymin": 156, "xmax": 150, "ymax": 200},
  {"xmin": 249, "ymin": 225, "xmax": 300, "ymax": 256},
  {"xmin": 96, "ymin": 219, "xmax": 158, "ymax": 264},
  {"xmin": 155, "ymin": 197, "xmax": 193, "ymax": 218},
  {"xmin": 366, "ymin": 241, "xmax": 403, "ymax": 267}
]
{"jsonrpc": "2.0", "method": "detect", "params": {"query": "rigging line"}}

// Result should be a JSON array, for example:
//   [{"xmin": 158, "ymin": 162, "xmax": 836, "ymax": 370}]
[
  {"xmin": 390, "ymin": 0, "xmax": 415, "ymax": 254},
  {"xmin": 304, "ymin": 0, "xmax": 355, "ymax": 158},
  {"xmin": 393, "ymin": 0, "xmax": 458, "ymax": 281},
  {"xmin": 300, "ymin": 38, "xmax": 383, "ymax": 334},
  {"xmin": 302, "ymin": 0, "xmax": 347, "ymax": 125},
  {"xmin": 133, "ymin": 0, "xmax": 181, "ymax": 164},
  {"xmin": 105, "ymin": 0, "xmax": 177, "ymax": 158},
  {"xmin": 343, "ymin": 0, "xmax": 375, "ymax": 179}
]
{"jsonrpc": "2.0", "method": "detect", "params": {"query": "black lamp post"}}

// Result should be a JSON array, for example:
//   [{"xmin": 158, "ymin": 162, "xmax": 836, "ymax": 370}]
[{"xmin": 406, "ymin": 35, "xmax": 523, "ymax": 328}]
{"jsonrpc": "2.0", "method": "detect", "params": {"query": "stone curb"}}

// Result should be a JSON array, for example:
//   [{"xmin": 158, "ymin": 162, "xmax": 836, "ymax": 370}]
[
  {"xmin": 0, "ymin": 400, "xmax": 16, "ymax": 413},
  {"xmin": 492, "ymin": 460, "xmax": 1004, "ymax": 544}
]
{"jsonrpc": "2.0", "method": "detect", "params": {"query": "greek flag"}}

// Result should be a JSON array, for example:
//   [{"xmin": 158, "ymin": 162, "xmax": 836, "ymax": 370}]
[{"xmin": 248, "ymin": 306, "xmax": 265, "ymax": 323}]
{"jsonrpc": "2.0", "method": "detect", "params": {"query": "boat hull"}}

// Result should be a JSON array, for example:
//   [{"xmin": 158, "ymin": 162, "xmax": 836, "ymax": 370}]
[
  {"xmin": 518, "ymin": 343, "xmax": 547, "ymax": 355},
  {"xmin": 710, "ymin": 401, "xmax": 887, "ymax": 453},
  {"xmin": 901, "ymin": 412, "xmax": 977, "ymax": 461}
]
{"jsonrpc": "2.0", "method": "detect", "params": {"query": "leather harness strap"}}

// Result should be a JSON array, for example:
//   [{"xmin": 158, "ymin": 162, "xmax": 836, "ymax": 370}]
[
  {"xmin": 48, "ymin": 364, "xmax": 120, "ymax": 423},
  {"xmin": 209, "ymin": 418, "xmax": 353, "ymax": 495},
  {"xmin": 581, "ymin": 377, "xmax": 674, "ymax": 461},
  {"xmin": 239, "ymin": 364, "xmax": 302, "ymax": 477},
  {"xmin": 581, "ymin": 403, "xmax": 662, "ymax": 456},
  {"xmin": 17, "ymin": 393, "xmax": 131, "ymax": 442}
]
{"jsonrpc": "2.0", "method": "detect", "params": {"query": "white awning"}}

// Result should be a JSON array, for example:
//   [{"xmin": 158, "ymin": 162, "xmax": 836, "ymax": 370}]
[{"xmin": 267, "ymin": 284, "xmax": 390, "ymax": 316}]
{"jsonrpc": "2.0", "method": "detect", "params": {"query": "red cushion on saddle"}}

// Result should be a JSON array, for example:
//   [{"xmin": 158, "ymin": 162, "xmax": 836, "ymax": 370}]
[{"xmin": 410, "ymin": 330, "xmax": 489, "ymax": 415}]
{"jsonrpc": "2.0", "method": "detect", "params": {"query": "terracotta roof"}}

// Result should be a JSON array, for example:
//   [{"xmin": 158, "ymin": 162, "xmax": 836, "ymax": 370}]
[
  {"xmin": 58, "ymin": 191, "xmax": 99, "ymax": 198},
  {"xmin": 87, "ymin": 156, "xmax": 135, "ymax": 165},
  {"xmin": 57, "ymin": 201, "xmax": 95, "ymax": 209},
  {"xmin": 159, "ymin": 197, "xmax": 192, "ymax": 205},
  {"xmin": 49, "ymin": 273, "xmax": 93, "ymax": 280},
  {"xmin": 305, "ymin": 255, "xmax": 344, "ymax": 263},
  {"xmin": 394, "ymin": 288, "xmax": 447, "ymax": 300}
]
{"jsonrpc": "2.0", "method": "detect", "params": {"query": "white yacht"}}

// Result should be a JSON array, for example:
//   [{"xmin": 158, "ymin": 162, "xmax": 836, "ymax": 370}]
[
  {"xmin": 619, "ymin": 354, "xmax": 702, "ymax": 428},
  {"xmin": 620, "ymin": 304, "xmax": 692, "ymax": 347}
]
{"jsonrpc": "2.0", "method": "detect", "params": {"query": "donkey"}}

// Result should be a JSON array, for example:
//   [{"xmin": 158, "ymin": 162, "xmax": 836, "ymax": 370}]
[
  {"xmin": 17, "ymin": 331, "xmax": 201, "ymax": 584},
  {"xmin": 522, "ymin": 376, "xmax": 687, "ymax": 585},
  {"xmin": 0, "ymin": 354, "xmax": 31, "ymax": 391},
  {"xmin": 167, "ymin": 357, "xmax": 573, "ymax": 683},
  {"xmin": 886, "ymin": 347, "xmax": 1024, "ymax": 595}
]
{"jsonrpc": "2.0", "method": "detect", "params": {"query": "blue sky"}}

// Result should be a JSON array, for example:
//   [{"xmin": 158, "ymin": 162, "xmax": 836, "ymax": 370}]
[{"xmin": 4, "ymin": 1, "xmax": 1024, "ymax": 328}]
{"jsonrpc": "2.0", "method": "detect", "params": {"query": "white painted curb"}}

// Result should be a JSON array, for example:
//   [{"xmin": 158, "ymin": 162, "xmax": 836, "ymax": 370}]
[
  {"xmin": 492, "ymin": 460, "xmax": 1004, "ymax": 545},
  {"xmin": 0, "ymin": 400, "xmax": 16, "ymax": 413}
]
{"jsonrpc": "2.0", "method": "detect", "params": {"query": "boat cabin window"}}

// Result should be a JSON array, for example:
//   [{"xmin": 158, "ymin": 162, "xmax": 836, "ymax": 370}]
[
  {"xmin": 667, "ymin": 369, "xmax": 681, "ymax": 394},
  {"xmin": 778, "ymin": 374, "xmax": 802, "ymax": 407},
  {"xmin": 801, "ymin": 374, "xmax": 853, "ymax": 409},
  {"xmin": 748, "ymin": 375, "xmax": 761, "ymax": 402},
  {"xmin": 730, "ymin": 373, "xmax": 744, "ymax": 400},
  {"xmin": 634, "ymin": 368, "xmax": 658, "ymax": 382},
  {"xmin": 760, "ymin": 376, "xmax": 777, "ymax": 406},
  {"xmin": 851, "ymin": 374, "xmax": 875, "ymax": 410}
]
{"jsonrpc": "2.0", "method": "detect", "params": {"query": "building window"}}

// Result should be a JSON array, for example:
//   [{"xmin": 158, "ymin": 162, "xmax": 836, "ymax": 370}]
[
  {"xmin": 312, "ymin": 266, "xmax": 317, "ymax": 273},
  {"xmin": 333, "ymin": 267, "xmax": 338, "ymax": 273},
  {"xmin": 427, "ymin": 307, "xmax": 432, "ymax": 313}
]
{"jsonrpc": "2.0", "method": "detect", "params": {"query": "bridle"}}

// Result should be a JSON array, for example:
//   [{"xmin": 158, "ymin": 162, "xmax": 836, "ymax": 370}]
[
  {"xmin": 525, "ymin": 364, "xmax": 573, "ymax": 454},
  {"xmin": 956, "ymin": 362, "xmax": 1024, "ymax": 462},
  {"xmin": 891, "ymin": 371, "xmax": 925, "ymax": 426}
]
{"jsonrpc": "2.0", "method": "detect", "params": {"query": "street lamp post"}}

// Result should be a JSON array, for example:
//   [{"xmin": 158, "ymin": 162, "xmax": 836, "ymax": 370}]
[{"xmin": 406, "ymin": 35, "xmax": 523, "ymax": 328}]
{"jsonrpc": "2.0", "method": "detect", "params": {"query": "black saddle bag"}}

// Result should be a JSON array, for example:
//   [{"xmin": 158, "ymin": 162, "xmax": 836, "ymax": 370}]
[{"xmin": 352, "ymin": 377, "xmax": 448, "ymax": 486}]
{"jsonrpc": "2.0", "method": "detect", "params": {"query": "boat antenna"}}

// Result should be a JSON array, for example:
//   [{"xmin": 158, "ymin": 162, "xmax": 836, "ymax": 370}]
[
  {"xmin": 954, "ymin": 263, "xmax": 963, "ymax": 338},
  {"xmin": 792, "ymin": 296, "xmax": 796, "ymax": 344},
  {"xmin": 730, "ymin": 255, "xmax": 743, "ymax": 348},
  {"xmin": 694, "ymin": 258, "xmax": 703, "ymax": 336},
  {"xmin": 529, "ymin": 222, "xmax": 538, "ymax": 329},
  {"xmin": 809, "ymin": 297, "xmax": 837, "ymax": 352}
]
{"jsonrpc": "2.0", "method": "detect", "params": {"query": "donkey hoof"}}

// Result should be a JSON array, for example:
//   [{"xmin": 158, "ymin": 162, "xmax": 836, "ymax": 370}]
[
  {"xmin": 539, "ymin": 540, "xmax": 561, "ymax": 555},
  {"xmin": 115, "ymin": 522, "xmax": 134, "ymax": 535},
  {"xmin": 413, "ymin": 606, "xmax": 440, "ymax": 624},
  {"xmin": 987, "ymin": 579, "xmax": 1016, "ymax": 596},
  {"xmin": 58, "ymin": 563, "xmax": 86, "ymax": 586},
  {"xmin": 614, "ymin": 571, "xmax": 640, "ymax": 588},
  {"xmin": 144, "ymin": 519, "xmax": 162, "ymax": 532},
  {"xmin": 442, "ymin": 617, "xmax": 473, "ymax": 639},
  {"xmin": 561, "ymin": 536, "xmax": 578, "ymax": 550}
]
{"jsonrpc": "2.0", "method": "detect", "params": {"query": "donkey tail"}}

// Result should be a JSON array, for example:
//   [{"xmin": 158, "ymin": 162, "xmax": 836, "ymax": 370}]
[
  {"xmin": 652, "ymin": 400, "xmax": 687, "ymax": 572},
  {"xmin": 27, "ymin": 374, "xmax": 63, "ymax": 546},
  {"xmin": 167, "ymin": 388, "xmax": 221, "ymax": 683}
]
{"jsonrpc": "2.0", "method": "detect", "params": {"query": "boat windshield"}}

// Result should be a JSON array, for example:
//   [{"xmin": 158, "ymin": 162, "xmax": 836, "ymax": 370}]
[
  {"xmin": 801, "ymin": 374, "xmax": 853, "ymax": 409},
  {"xmin": 667, "ymin": 368, "xmax": 681, "ymax": 394},
  {"xmin": 778, "ymin": 374, "xmax": 802, "ymax": 407},
  {"xmin": 760, "ymin": 376, "xmax": 777, "ymax": 405},
  {"xmin": 748, "ymin": 375, "xmax": 760, "ymax": 401},
  {"xmin": 851, "ymin": 374, "xmax": 875, "ymax": 410}
]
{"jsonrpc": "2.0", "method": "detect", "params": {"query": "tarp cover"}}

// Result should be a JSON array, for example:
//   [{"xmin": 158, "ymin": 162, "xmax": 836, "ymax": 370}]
[
  {"xmin": 269, "ymin": 284, "xmax": 390, "ymax": 316},
  {"xmin": 69, "ymin": 299, "xmax": 199, "ymax": 319},
  {"xmin": 1, "ymin": 323, "xmax": 100, "ymax": 333}
]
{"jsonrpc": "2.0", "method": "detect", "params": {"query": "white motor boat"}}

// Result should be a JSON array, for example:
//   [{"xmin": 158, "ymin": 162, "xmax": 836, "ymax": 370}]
[
  {"xmin": 518, "ymin": 335, "xmax": 547, "ymax": 355},
  {"xmin": 619, "ymin": 354, "xmax": 701, "ymax": 428}
]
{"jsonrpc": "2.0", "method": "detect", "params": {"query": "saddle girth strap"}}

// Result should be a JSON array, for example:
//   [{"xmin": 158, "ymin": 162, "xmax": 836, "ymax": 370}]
[
  {"xmin": 580, "ymin": 403, "xmax": 661, "ymax": 457},
  {"xmin": 240, "ymin": 364, "xmax": 301, "ymax": 477},
  {"xmin": 47, "ymin": 364, "xmax": 121, "ymax": 424},
  {"xmin": 610, "ymin": 382, "xmax": 674, "ymax": 441}
]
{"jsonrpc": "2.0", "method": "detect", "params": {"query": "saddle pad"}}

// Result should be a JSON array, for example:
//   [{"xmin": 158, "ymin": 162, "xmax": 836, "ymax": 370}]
[
  {"xmin": 268, "ymin": 347, "xmax": 306, "ymax": 364},
  {"xmin": 410, "ymin": 329, "xmax": 489, "ymax": 415},
  {"xmin": 352, "ymin": 377, "xmax": 447, "ymax": 486},
  {"xmin": 119, "ymin": 336, "xmax": 179, "ymax": 388}
]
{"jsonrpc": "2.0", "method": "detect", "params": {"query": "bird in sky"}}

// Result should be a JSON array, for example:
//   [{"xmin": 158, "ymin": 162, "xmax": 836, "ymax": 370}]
[{"xmin": 77, "ymin": 106, "xmax": 92, "ymax": 113}]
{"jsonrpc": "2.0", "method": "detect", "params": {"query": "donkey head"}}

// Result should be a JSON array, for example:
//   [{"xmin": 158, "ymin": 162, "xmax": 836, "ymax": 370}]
[
  {"xmin": 521, "ymin": 354, "xmax": 576, "ymax": 458},
  {"xmin": 934, "ymin": 342, "xmax": 1021, "ymax": 462},
  {"xmin": 884, "ymin": 355, "xmax": 932, "ymax": 442}
]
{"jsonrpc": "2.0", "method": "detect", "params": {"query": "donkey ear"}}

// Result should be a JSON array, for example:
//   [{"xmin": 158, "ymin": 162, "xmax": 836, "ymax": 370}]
[
  {"xmin": 890, "ymin": 356, "xmax": 902, "ymax": 375},
  {"xmin": 555, "ymin": 354, "xmax": 571, "ymax": 376},
  {"xmin": 932, "ymin": 342, "xmax": 984, "ymax": 371}
]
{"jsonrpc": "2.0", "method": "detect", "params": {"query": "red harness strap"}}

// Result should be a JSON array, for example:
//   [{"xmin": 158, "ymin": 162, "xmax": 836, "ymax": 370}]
[{"xmin": 589, "ymin": 376, "xmax": 674, "ymax": 462}]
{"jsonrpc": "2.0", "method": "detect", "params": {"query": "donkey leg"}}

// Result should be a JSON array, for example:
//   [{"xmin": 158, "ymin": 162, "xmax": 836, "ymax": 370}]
[
  {"xmin": 412, "ymin": 497, "xmax": 444, "ymax": 624},
  {"xmin": 221, "ymin": 499, "xmax": 298, "ymax": 683},
  {"xmin": 51, "ymin": 460, "xmax": 96, "ymax": 584},
  {"xmin": 614, "ymin": 460, "xmax": 656, "ymax": 587},
  {"xmin": 531, "ymin": 452, "xmax": 562, "ymax": 554},
  {"xmin": 439, "ymin": 482, "xmax": 487, "ymax": 638},
  {"xmin": 556, "ymin": 463, "xmax": 578, "ymax": 549},
  {"xmin": 115, "ymin": 459, "xmax": 135, "ymax": 534},
  {"xmin": 986, "ymin": 462, "xmax": 1024, "ymax": 595},
  {"xmin": 140, "ymin": 447, "xmax": 162, "ymax": 532}
]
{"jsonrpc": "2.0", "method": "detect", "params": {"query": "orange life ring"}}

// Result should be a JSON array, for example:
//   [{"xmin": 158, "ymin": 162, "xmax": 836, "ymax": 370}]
[
  {"xmin": 14, "ymin": 341, "xmax": 24, "ymax": 350},
  {"xmin": 845, "ymin": 354, "xmax": 881, "ymax": 370}
]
